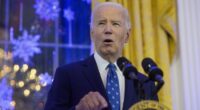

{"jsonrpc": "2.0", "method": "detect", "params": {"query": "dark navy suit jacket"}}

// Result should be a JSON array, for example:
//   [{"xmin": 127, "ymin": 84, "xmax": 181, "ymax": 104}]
[{"xmin": 44, "ymin": 55, "xmax": 158, "ymax": 110}]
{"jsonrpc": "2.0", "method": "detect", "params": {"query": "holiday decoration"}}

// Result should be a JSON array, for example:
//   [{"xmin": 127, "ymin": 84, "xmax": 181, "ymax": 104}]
[
  {"xmin": 0, "ymin": 49, "xmax": 12, "ymax": 62},
  {"xmin": 0, "ymin": 62, "xmax": 53, "ymax": 110},
  {"xmin": 64, "ymin": 8, "xmax": 74, "ymax": 21},
  {"xmin": 0, "ymin": 0, "xmax": 92, "ymax": 109},
  {"xmin": 10, "ymin": 29, "xmax": 41, "ymax": 62},
  {"xmin": 34, "ymin": 0, "xmax": 60, "ymax": 21},
  {"xmin": 0, "ymin": 78, "xmax": 14, "ymax": 110},
  {"xmin": 82, "ymin": 0, "xmax": 91, "ymax": 4},
  {"xmin": 64, "ymin": 8, "xmax": 74, "ymax": 45},
  {"xmin": 0, "ymin": 49, "xmax": 13, "ymax": 79},
  {"xmin": 3, "ymin": 64, "xmax": 40, "ymax": 96},
  {"xmin": 39, "ymin": 72, "xmax": 53, "ymax": 87}
]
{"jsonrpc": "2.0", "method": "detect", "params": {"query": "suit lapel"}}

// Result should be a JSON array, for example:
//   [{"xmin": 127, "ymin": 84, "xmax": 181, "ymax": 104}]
[{"xmin": 82, "ymin": 55, "xmax": 108, "ymax": 100}]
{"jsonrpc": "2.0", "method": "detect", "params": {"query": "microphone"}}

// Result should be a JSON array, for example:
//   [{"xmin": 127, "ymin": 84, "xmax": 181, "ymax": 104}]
[
  {"xmin": 117, "ymin": 57, "xmax": 138, "ymax": 80},
  {"xmin": 118, "ymin": 57, "xmax": 146, "ymax": 100},
  {"xmin": 141, "ymin": 57, "xmax": 164, "ymax": 82},
  {"xmin": 142, "ymin": 58, "xmax": 165, "ymax": 97}
]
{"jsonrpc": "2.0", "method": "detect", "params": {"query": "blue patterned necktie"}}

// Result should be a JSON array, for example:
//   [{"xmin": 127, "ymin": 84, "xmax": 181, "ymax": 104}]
[{"xmin": 106, "ymin": 63, "xmax": 120, "ymax": 110}]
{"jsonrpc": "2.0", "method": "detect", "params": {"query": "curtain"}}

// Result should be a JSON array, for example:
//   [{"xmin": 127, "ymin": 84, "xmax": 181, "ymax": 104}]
[
  {"xmin": 113, "ymin": 0, "xmax": 176, "ymax": 109},
  {"xmin": 93, "ymin": 0, "xmax": 177, "ymax": 109}
]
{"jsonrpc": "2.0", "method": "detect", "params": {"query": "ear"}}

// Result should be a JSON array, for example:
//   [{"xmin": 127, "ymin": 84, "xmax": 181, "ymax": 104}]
[{"xmin": 125, "ymin": 29, "xmax": 131, "ymax": 43}]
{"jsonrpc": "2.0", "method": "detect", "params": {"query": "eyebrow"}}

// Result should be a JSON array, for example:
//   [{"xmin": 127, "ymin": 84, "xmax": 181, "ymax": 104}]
[
  {"xmin": 112, "ymin": 21, "xmax": 121, "ymax": 23},
  {"xmin": 97, "ymin": 19, "xmax": 106, "ymax": 22},
  {"xmin": 97, "ymin": 19, "xmax": 122, "ymax": 23}
]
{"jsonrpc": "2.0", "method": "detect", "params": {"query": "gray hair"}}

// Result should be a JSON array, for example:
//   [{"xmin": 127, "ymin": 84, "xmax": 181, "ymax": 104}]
[{"xmin": 90, "ymin": 2, "xmax": 131, "ymax": 30}]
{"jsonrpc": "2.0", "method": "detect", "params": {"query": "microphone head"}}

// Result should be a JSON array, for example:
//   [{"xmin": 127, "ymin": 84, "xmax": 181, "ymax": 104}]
[
  {"xmin": 142, "ymin": 57, "xmax": 157, "ymax": 73},
  {"xmin": 117, "ymin": 57, "xmax": 138, "ymax": 79},
  {"xmin": 117, "ymin": 57, "xmax": 130, "ymax": 71},
  {"xmin": 141, "ymin": 57, "xmax": 163, "ymax": 81}
]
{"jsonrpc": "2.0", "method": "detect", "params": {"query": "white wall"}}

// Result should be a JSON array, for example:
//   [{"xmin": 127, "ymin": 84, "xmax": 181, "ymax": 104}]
[{"xmin": 171, "ymin": 0, "xmax": 200, "ymax": 110}]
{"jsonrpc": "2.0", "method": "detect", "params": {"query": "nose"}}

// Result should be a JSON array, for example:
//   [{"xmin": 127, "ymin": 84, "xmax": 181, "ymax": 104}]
[{"xmin": 104, "ymin": 23, "xmax": 112, "ymax": 35}]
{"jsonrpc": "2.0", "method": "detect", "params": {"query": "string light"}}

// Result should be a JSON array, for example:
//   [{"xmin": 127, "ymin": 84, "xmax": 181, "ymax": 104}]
[
  {"xmin": 29, "ymin": 69, "xmax": 37, "ymax": 80},
  {"xmin": 29, "ymin": 73, "xmax": 36, "ymax": 80},
  {"xmin": 2, "ymin": 65, "xmax": 12, "ymax": 74},
  {"xmin": 0, "ymin": 49, "xmax": 13, "ymax": 79},
  {"xmin": 13, "ymin": 64, "xmax": 20, "ymax": 72},
  {"xmin": 10, "ymin": 100, "xmax": 16, "ymax": 107},
  {"xmin": 30, "ymin": 69, "xmax": 37, "ymax": 74},
  {"xmin": 10, "ymin": 80, "xmax": 16, "ymax": 86},
  {"xmin": 0, "ymin": 49, "xmax": 12, "ymax": 60},
  {"xmin": 21, "ymin": 64, "xmax": 28, "ymax": 72},
  {"xmin": 35, "ymin": 84, "xmax": 41, "ymax": 91},
  {"xmin": 24, "ymin": 89, "xmax": 30, "ymax": 97},
  {"xmin": 30, "ymin": 84, "xmax": 36, "ymax": 90},
  {"xmin": 0, "ymin": 61, "xmax": 52, "ymax": 106},
  {"xmin": 18, "ymin": 81, "xmax": 25, "ymax": 88}
]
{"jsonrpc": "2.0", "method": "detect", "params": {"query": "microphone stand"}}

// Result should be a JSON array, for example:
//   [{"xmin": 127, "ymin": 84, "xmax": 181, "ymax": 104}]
[
  {"xmin": 138, "ymin": 81, "xmax": 145, "ymax": 101},
  {"xmin": 133, "ymin": 79, "xmax": 146, "ymax": 101},
  {"xmin": 151, "ymin": 80, "xmax": 164, "ymax": 99},
  {"xmin": 135, "ymin": 77, "xmax": 164, "ymax": 101}
]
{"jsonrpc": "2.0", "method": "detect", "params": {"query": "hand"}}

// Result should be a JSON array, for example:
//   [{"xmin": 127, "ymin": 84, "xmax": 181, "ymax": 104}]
[{"xmin": 75, "ymin": 92, "xmax": 108, "ymax": 110}]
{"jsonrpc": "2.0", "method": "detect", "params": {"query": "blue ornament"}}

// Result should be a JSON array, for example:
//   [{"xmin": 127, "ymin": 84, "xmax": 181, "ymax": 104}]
[
  {"xmin": 34, "ymin": 0, "xmax": 60, "ymax": 21},
  {"xmin": 11, "ymin": 30, "xmax": 41, "ymax": 62},
  {"xmin": 38, "ymin": 72, "xmax": 53, "ymax": 87},
  {"xmin": 64, "ymin": 8, "xmax": 74, "ymax": 21}
]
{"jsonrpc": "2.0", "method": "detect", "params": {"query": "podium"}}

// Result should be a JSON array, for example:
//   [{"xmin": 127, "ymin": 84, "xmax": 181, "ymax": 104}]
[{"xmin": 129, "ymin": 100, "xmax": 170, "ymax": 110}]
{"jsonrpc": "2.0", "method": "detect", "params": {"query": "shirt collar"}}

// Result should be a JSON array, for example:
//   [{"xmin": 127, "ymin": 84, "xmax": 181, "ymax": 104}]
[
  {"xmin": 94, "ymin": 52, "xmax": 119, "ymax": 72},
  {"xmin": 94, "ymin": 52, "xmax": 109, "ymax": 73}
]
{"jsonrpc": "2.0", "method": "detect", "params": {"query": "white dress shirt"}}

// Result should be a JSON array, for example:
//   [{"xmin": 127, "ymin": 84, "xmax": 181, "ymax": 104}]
[{"xmin": 94, "ymin": 52, "xmax": 125, "ymax": 110}]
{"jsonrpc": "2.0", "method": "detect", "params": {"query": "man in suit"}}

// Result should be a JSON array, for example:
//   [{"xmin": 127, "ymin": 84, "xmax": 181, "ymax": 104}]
[{"xmin": 44, "ymin": 2, "xmax": 157, "ymax": 110}]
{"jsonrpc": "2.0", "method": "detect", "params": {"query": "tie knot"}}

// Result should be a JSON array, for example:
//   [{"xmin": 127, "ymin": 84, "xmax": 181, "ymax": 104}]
[{"xmin": 107, "ymin": 63, "xmax": 116, "ymax": 70}]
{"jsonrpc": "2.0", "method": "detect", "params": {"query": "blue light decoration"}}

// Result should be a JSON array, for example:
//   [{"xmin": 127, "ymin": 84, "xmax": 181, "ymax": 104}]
[
  {"xmin": 0, "ymin": 78, "xmax": 14, "ymax": 110},
  {"xmin": 10, "ymin": 28, "xmax": 41, "ymax": 62},
  {"xmin": 64, "ymin": 8, "xmax": 74, "ymax": 46},
  {"xmin": 38, "ymin": 72, "xmax": 53, "ymax": 87},
  {"xmin": 60, "ymin": 0, "xmax": 91, "ymax": 64},
  {"xmin": 82, "ymin": 0, "xmax": 91, "ymax": 4},
  {"xmin": 34, "ymin": 0, "xmax": 60, "ymax": 21},
  {"xmin": 64, "ymin": 8, "xmax": 74, "ymax": 21}
]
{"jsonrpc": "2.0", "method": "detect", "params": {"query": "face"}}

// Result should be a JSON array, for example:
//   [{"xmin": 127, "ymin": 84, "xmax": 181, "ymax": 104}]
[{"xmin": 91, "ymin": 6, "xmax": 130, "ymax": 58}]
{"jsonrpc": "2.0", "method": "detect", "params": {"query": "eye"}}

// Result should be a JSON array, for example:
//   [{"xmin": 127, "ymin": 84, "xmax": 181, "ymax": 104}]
[
  {"xmin": 98, "ymin": 22, "xmax": 105, "ymax": 25},
  {"xmin": 113, "ymin": 22, "xmax": 120, "ymax": 26}
]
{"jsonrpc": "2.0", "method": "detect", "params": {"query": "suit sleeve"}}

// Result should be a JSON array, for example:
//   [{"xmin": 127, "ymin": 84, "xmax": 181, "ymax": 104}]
[{"xmin": 44, "ymin": 67, "xmax": 75, "ymax": 110}]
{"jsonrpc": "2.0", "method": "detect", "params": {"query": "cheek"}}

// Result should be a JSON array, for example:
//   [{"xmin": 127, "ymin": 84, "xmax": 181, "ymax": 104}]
[
  {"xmin": 93, "ymin": 37, "xmax": 102, "ymax": 48},
  {"xmin": 91, "ymin": 33, "xmax": 98, "ymax": 42},
  {"xmin": 92, "ymin": 31, "xmax": 101, "ymax": 41},
  {"xmin": 117, "ymin": 36, "xmax": 126, "ymax": 44}
]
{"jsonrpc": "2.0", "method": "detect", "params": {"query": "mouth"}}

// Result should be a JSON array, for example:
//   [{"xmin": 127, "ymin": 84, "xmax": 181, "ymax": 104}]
[{"xmin": 103, "ymin": 39, "xmax": 114, "ymax": 43}]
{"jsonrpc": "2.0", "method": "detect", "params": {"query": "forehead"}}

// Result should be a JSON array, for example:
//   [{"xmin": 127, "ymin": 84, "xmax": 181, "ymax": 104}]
[{"xmin": 93, "ymin": 6, "xmax": 125, "ymax": 21}]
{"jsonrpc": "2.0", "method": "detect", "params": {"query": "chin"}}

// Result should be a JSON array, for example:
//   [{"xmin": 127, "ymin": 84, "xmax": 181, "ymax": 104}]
[{"xmin": 101, "ymin": 50, "xmax": 116, "ymax": 56}]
